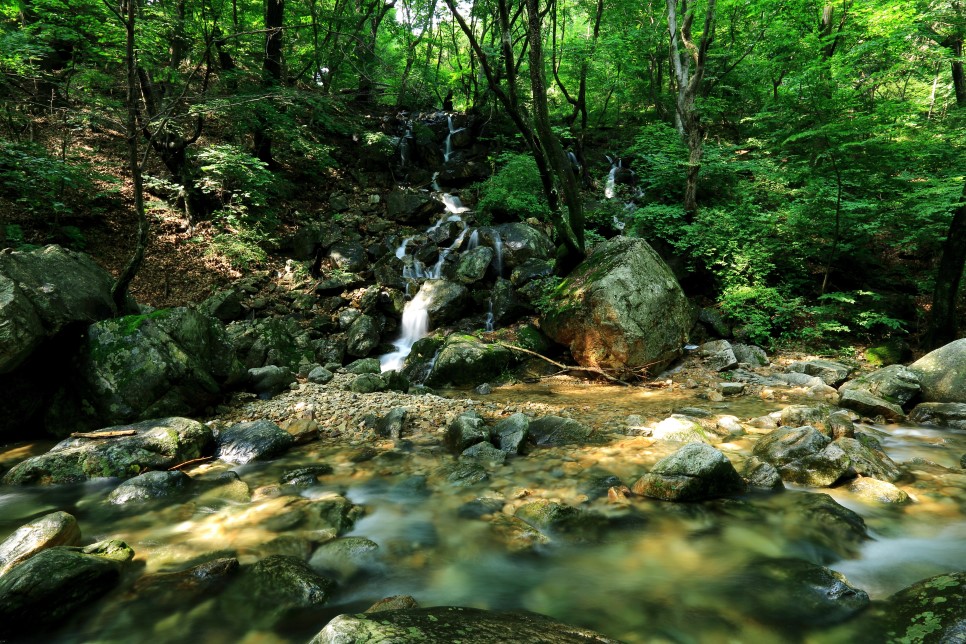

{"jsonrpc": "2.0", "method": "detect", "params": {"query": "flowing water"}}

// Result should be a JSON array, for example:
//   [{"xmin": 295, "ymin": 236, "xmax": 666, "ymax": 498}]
[{"xmin": 3, "ymin": 379, "xmax": 966, "ymax": 643}]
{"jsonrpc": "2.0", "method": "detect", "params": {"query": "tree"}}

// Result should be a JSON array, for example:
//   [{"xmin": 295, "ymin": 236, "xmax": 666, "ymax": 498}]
[{"xmin": 927, "ymin": 182, "xmax": 966, "ymax": 346}]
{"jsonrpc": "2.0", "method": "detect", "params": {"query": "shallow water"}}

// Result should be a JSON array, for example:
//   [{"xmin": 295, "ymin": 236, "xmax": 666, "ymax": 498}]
[{"xmin": 2, "ymin": 384, "xmax": 966, "ymax": 643}]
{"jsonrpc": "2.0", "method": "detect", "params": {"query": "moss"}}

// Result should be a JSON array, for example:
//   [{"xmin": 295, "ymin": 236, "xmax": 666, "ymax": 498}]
[{"xmin": 116, "ymin": 309, "xmax": 172, "ymax": 337}]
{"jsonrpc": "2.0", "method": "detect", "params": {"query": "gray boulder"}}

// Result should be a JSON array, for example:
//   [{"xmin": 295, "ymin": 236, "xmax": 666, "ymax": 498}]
[
  {"xmin": 386, "ymin": 189, "xmax": 444, "ymax": 223},
  {"xmin": 425, "ymin": 335, "xmax": 513, "ymax": 387},
  {"xmin": 698, "ymin": 340, "xmax": 738, "ymax": 371},
  {"xmin": 350, "ymin": 373, "xmax": 388, "ymax": 393},
  {"xmin": 201, "ymin": 288, "xmax": 243, "ymax": 322},
  {"xmin": 227, "ymin": 316, "xmax": 316, "ymax": 371},
  {"xmin": 838, "ymin": 365, "xmax": 920, "ymax": 407},
  {"xmin": 309, "ymin": 537, "xmax": 380, "ymax": 582},
  {"xmin": 514, "ymin": 499, "xmax": 604, "ymax": 541},
  {"xmin": 0, "ymin": 245, "xmax": 117, "ymax": 374},
  {"xmin": 345, "ymin": 357, "xmax": 381, "ymax": 374},
  {"xmin": 788, "ymin": 359, "xmax": 851, "ymax": 386},
  {"xmin": 510, "ymin": 258, "xmax": 554, "ymax": 287},
  {"xmin": 877, "ymin": 571, "xmax": 966, "ymax": 642},
  {"xmin": 650, "ymin": 414, "xmax": 714, "ymax": 443},
  {"xmin": 528, "ymin": 416, "xmax": 592, "ymax": 446},
  {"xmin": 456, "ymin": 247, "xmax": 494, "ymax": 284},
  {"xmin": 376, "ymin": 407, "xmax": 407, "ymax": 440},
  {"xmin": 752, "ymin": 426, "xmax": 850, "ymax": 487},
  {"xmin": 328, "ymin": 242, "xmax": 367, "ymax": 273},
  {"xmin": 542, "ymin": 237, "xmax": 691, "ymax": 375},
  {"xmin": 493, "ymin": 413, "xmax": 530, "ymax": 454},
  {"xmin": 742, "ymin": 456, "xmax": 784, "ymax": 490},
  {"xmin": 231, "ymin": 555, "xmax": 335, "ymax": 628},
  {"xmin": 248, "ymin": 365, "xmax": 296, "ymax": 398},
  {"xmin": 311, "ymin": 606, "xmax": 620, "ymax": 644},
  {"xmin": 838, "ymin": 388, "xmax": 904, "ymax": 421},
  {"xmin": 414, "ymin": 279, "xmax": 468, "ymax": 327},
  {"xmin": 73, "ymin": 308, "xmax": 245, "ymax": 428},
  {"xmin": 631, "ymin": 443, "xmax": 746, "ymax": 501},
  {"xmin": 346, "ymin": 314, "xmax": 381, "ymax": 357},
  {"xmin": 307, "ymin": 366, "xmax": 334, "ymax": 384},
  {"xmin": 489, "ymin": 277, "xmax": 529, "ymax": 325},
  {"xmin": 459, "ymin": 442, "xmax": 506, "ymax": 468},
  {"xmin": 847, "ymin": 477, "xmax": 909, "ymax": 504},
  {"xmin": 835, "ymin": 437, "xmax": 901, "ymax": 482},
  {"xmin": 444, "ymin": 411, "xmax": 488, "ymax": 454},
  {"xmin": 732, "ymin": 343, "xmax": 768, "ymax": 366},
  {"xmin": 0, "ymin": 511, "xmax": 81, "ymax": 576},
  {"xmin": 909, "ymin": 338, "xmax": 966, "ymax": 403},
  {"xmin": 216, "ymin": 419, "xmax": 295, "ymax": 464},
  {"xmin": 3, "ymin": 417, "xmax": 213, "ymax": 485},
  {"xmin": 107, "ymin": 470, "xmax": 192, "ymax": 505},
  {"xmin": 489, "ymin": 223, "xmax": 555, "ymax": 269},
  {"xmin": 909, "ymin": 402, "xmax": 966, "ymax": 429},
  {"xmin": 0, "ymin": 541, "xmax": 133, "ymax": 637}
]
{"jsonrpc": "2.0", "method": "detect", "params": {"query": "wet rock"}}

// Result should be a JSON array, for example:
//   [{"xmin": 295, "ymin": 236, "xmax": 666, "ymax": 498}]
[
  {"xmin": 233, "ymin": 555, "xmax": 335, "ymax": 626},
  {"xmin": 510, "ymin": 258, "xmax": 553, "ymax": 287},
  {"xmin": 878, "ymin": 571, "xmax": 966, "ymax": 642},
  {"xmin": 650, "ymin": 415, "xmax": 714, "ymax": 444},
  {"xmin": 742, "ymin": 457, "xmax": 784, "ymax": 491},
  {"xmin": 779, "ymin": 405, "xmax": 832, "ymax": 432},
  {"xmin": 488, "ymin": 223, "xmax": 555, "ymax": 269},
  {"xmin": 425, "ymin": 334, "xmax": 513, "ymax": 387},
  {"xmin": 309, "ymin": 537, "xmax": 380, "ymax": 582},
  {"xmin": 386, "ymin": 188, "xmax": 445, "ymax": 223},
  {"xmin": 459, "ymin": 442, "xmax": 506, "ymax": 468},
  {"xmin": 248, "ymin": 365, "xmax": 296, "ymax": 398},
  {"xmin": 838, "ymin": 388, "xmax": 904, "ymax": 421},
  {"xmin": 0, "ymin": 542, "xmax": 131, "ymax": 637},
  {"xmin": 752, "ymin": 426, "xmax": 850, "ymax": 487},
  {"xmin": 302, "ymin": 494, "xmax": 363, "ymax": 535},
  {"xmin": 3, "ymin": 417, "xmax": 213, "ymax": 485},
  {"xmin": 365, "ymin": 595, "xmax": 420, "ymax": 613},
  {"xmin": 631, "ymin": 443, "xmax": 746, "ymax": 501},
  {"xmin": 375, "ymin": 406, "xmax": 408, "ymax": 440},
  {"xmin": 416, "ymin": 279, "xmax": 469, "ymax": 327},
  {"xmin": 458, "ymin": 496, "xmax": 506, "ymax": 519},
  {"xmin": 310, "ymin": 606, "xmax": 619, "ymax": 644},
  {"xmin": 350, "ymin": 373, "xmax": 388, "ymax": 393},
  {"xmin": 838, "ymin": 365, "xmax": 920, "ymax": 407},
  {"xmin": 201, "ymin": 288, "xmax": 243, "ymax": 323},
  {"xmin": 908, "ymin": 402, "xmax": 966, "ymax": 430},
  {"xmin": 279, "ymin": 465, "xmax": 333, "ymax": 487},
  {"xmin": 541, "ymin": 237, "xmax": 691, "ymax": 375},
  {"xmin": 490, "ymin": 277, "xmax": 529, "ymax": 325},
  {"xmin": 514, "ymin": 499, "xmax": 604, "ymax": 541},
  {"xmin": 827, "ymin": 410, "xmax": 856, "ymax": 440},
  {"xmin": 346, "ymin": 314, "xmax": 380, "ymax": 357},
  {"xmin": 445, "ymin": 411, "xmax": 488, "ymax": 454},
  {"xmin": 732, "ymin": 343, "xmax": 768, "ymax": 366},
  {"xmin": 528, "ymin": 416, "xmax": 592, "ymax": 446},
  {"xmin": 0, "ymin": 511, "xmax": 81, "ymax": 576},
  {"xmin": 328, "ymin": 242, "xmax": 367, "ymax": 273},
  {"xmin": 493, "ymin": 413, "xmax": 530, "ymax": 454},
  {"xmin": 835, "ymin": 437, "xmax": 901, "ymax": 482},
  {"xmin": 130, "ymin": 557, "xmax": 239, "ymax": 605},
  {"xmin": 107, "ymin": 470, "xmax": 192, "ymax": 505},
  {"xmin": 909, "ymin": 338, "xmax": 966, "ymax": 403},
  {"xmin": 216, "ymin": 419, "xmax": 295, "ymax": 464},
  {"xmin": 197, "ymin": 471, "xmax": 252, "ymax": 503},
  {"xmin": 847, "ymin": 477, "xmax": 909, "ymax": 504},
  {"xmin": 383, "ymin": 370, "xmax": 410, "ymax": 393},
  {"xmin": 456, "ymin": 246, "xmax": 494, "ymax": 284},
  {"xmin": 737, "ymin": 558, "xmax": 869, "ymax": 626},
  {"xmin": 345, "ymin": 357, "xmax": 381, "ymax": 374},
  {"xmin": 788, "ymin": 359, "xmax": 851, "ymax": 387},
  {"xmin": 442, "ymin": 462, "xmax": 489, "ymax": 487},
  {"xmin": 698, "ymin": 340, "xmax": 738, "ymax": 372},
  {"xmin": 715, "ymin": 415, "xmax": 746, "ymax": 438},
  {"xmin": 786, "ymin": 492, "xmax": 868, "ymax": 558},
  {"xmin": 475, "ymin": 382, "xmax": 493, "ymax": 395},
  {"xmin": 228, "ymin": 316, "xmax": 316, "ymax": 371},
  {"xmin": 282, "ymin": 418, "xmax": 320, "ymax": 444},
  {"xmin": 718, "ymin": 382, "xmax": 746, "ymax": 396}
]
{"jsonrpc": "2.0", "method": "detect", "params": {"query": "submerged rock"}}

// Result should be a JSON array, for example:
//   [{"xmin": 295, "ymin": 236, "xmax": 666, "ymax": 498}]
[
  {"xmin": 541, "ymin": 237, "xmax": 691, "ymax": 375},
  {"xmin": 107, "ymin": 470, "xmax": 192, "ymax": 504},
  {"xmin": 216, "ymin": 419, "xmax": 295, "ymax": 464},
  {"xmin": 308, "ymin": 537, "xmax": 380, "ymax": 582},
  {"xmin": 847, "ymin": 477, "xmax": 909, "ymax": 504},
  {"xmin": 230, "ymin": 555, "xmax": 335, "ymax": 627},
  {"xmin": 878, "ymin": 571, "xmax": 966, "ymax": 642},
  {"xmin": 0, "ymin": 511, "xmax": 81, "ymax": 576},
  {"xmin": 513, "ymin": 499, "xmax": 604, "ymax": 541},
  {"xmin": 444, "ymin": 411, "xmax": 489, "ymax": 454},
  {"xmin": 528, "ymin": 416, "xmax": 592, "ymax": 446},
  {"xmin": 3, "ymin": 417, "xmax": 213, "ymax": 485},
  {"xmin": 631, "ymin": 443, "xmax": 746, "ymax": 501},
  {"xmin": 311, "ymin": 606, "xmax": 620, "ymax": 644}
]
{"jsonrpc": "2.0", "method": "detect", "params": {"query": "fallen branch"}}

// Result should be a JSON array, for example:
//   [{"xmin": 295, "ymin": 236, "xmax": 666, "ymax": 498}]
[
  {"xmin": 70, "ymin": 430, "xmax": 137, "ymax": 439},
  {"xmin": 496, "ymin": 342, "xmax": 632, "ymax": 387},
  {"xmin": 168, "ymin": 456, "xmax": 214, "ymax": 471}
]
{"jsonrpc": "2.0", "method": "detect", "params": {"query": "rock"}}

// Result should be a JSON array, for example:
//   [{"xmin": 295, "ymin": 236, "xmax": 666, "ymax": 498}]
[
  {"xmin": 345, "ymin": 357, "xmax": 381, "ymax": 374},
  {"xmin": 386, "ymin": 188, "xmax": 444, "ymax": 223},
  {"xmin": 365, "ymin": 595, "xmax": 420, "ymax": 613},
  {"xmin": 350, "ymin": 373, "xmax": 388, "ymax": 393},
  {"xmin": 328, "ymin": 242, "xmax": 367, "ymax": 273},
  {"xmin": 227, "ymin": 316, "xmax": 316, "ymax": 371},
  {"xmin": 0, "ymin": 511, "xmax": 81, "ymax": 576},
  {"xmin": 878, "ymin": 571, "xmax": 966, "ymax": 642},
  {"xmin": 233, "ymin": 555, "xmax": 335, "ymax": 627},
  {"xmin": 425, "ymin": 335, "xmax": 513, "ymax": 387},
  {"xmin": 528, "ymin": 416, "xmax": 592, "ymax": 446},
  {"xmin": 444, "ymin": 411, "xmax": 488, "ymax": 454},
  {"xmin": 838, "ymin": 365, "xmax": 920, "ymax": 407},
  {"xmin": 514, "ymin": 499, "xmax": 603, "ymax": 541},
  {"xmin": 631, "ymin": 443, "xmax": 746, "ymax": 501},
  {"xmin": 752, "ymin": 426, "xmax": 850, "ymax": 487},
  {"xmin": 788, "ymin": 359, "xmax": 851, "ymax": 386},
  {"xmin": 779, "ymin": 405, "xmax": 832, "ymax": 431},
  {"xmin": 909, "ymin": 402, "xmax": 966, "ymax": 429},
  {"xmin": 197, "ymin": 471, "xmax": 251, "ymax": 503},
  {"xmin": 0, "ymin": 542, "xmax": 131, "ymax": 637},
  {"xmin": 383, "ymin": 370, "xmax": 410, "ymax": 393},
  {"xmin": 698, "ymin": 340, "xmax": 738, "ymax": 371},
  {"xmin": 279, "ymin": 465, "xmax": 333, "ymax": 486},
  {"xmin": 3, "ymin": 417, "xmax": 213, "ymax": 485},
  {"xmin": 413, "ymin": 279, "xmax": 469, "ymax": 327},
  {"xmin": 732, "ymin": 343, "xmax": 768, "ymax": 366},
  {"xmin": 376, "ymin": 407, "xmax": 407, "ymax": 440},
  {"xmin": 787, "ymin": 492, "xmax": 869, "ymax": 558},
  {"xmin": 69, "ymin": 308, "xmax": 246, "ymax": 430},
  {"xmin": 737, "ymin": 558, "xmax": 869, "ymax": 626},
  {"xmin": 200, "ymin": 288, "xmax": 243, "ymax": 322},
  {"xmin": 0, "ymin": 245, "xmax": 117, "ymax": 375},
  {"xmin": 847, "ymin": 477, "xmax": 909, "ymax": 503},
  {"xmin": 490, "ymin": 277, "xmax": 529, "ymax": 325},
  {"xmin": 346, "ymin": 314, "xmax": 380, "ymax": 357},
  {"xmin": 456, "ymin": 246, "xmax": 494, "ymax": 284},
  {"xmin": 510, "ymin": 258, "xmax": 554, "ymax": 287},
  {"xmin": 459, "ymin": 442, "xmax": 506, "ymax": 468},
  {"xmin": 282, "ymin": 418, "xmax": 320, "ymax": 444},
  {"xmin": 718, "ymin": 382, "xmax": 746, "ymax": 396},
  {"xmin": 310, "ymin": 606, "xmax": 620, "ymax": 644},
  {"xmin": 130, "ymin": 557, "xmax": 239, "ymax": 606},
  {"xmin": 742, "ymin": 456, "xmax": 784, "ymax": 490},
  {"xmin": 864, "ymin": 339, "xmax": 912, "ymax": 366},
  {"xmin": 909, "ymin": 338, "xmax": 966, "ymax": 403},
  {"xmin": 302, "ymin": 494, "xmax": 363, "ymax": 535},
  {"xmin": 715, "ymin": 415, "xmax": 746, "ymax": 438},
  {"xmin": 107, "ymin": 470, "xmax": 192, "ymax": 504},
  {"xmin": 650, "ymin": 415, "xmax": 713, "ymax": 443},
  {"xmin": 542, "ymin": 237, "xmax": 691, "ymax": 375},
  {"xmin": 838, "ymin": 388, "xmax": 904, "ymax": 421},
  {"xmin": 488, "ymin": 514, "xmax": 551, "ymax": 553},
  {"xmin": 442, "ymin": 462, "xmax": 489, "ymax": 487},
  {"xmin": 309, "ymin": 537, "xmax": 380, "ymax": 581},
  {"xmin": 307, "ymin": 366, "xmax": 334, "ymax": 384},
  {"xmin": 489, "ymin": 223, "xmax": 555, "ymax": 269},
  {"xmin": 475, "ymin": 382, "xmax": 493, "ymax": 395},
  {"xmin": 827, "ymin": 410, "xmax": 856, "ymax": 440},
  {"xmin": 248, "ymin": 365, "xmax": 296, "ymax": 398},
  {"xmin": 216, "ymin": 419, "xmax": 295, "ymax": 464},
  {"xmin": 494, "ymin": 413, "xmax": 530, "ymax": 454},
  {"xmin": 835, "ymin": 437, "xmax": 901, "ymax": 482}
]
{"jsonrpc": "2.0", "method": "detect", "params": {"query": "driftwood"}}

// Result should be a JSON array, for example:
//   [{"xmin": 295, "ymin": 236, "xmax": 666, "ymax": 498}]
[
  {"xmin": 168, "ymin": 456, "xmax": 214, "ymax": 471},
  {"xmin": 70, "ymin": 430, "xmax": 137, "ymax": 439},
  {"xmin": 495, "ymin": 342, "xmax": 632, "ymax": 386}
]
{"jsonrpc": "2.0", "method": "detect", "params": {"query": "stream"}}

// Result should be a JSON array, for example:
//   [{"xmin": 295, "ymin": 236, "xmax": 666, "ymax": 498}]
[{"xmin": 2, "ymin": 377, "xmax": 965, "ymax": 643}]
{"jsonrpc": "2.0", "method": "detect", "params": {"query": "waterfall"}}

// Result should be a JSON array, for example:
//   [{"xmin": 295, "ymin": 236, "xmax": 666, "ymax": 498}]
[
  {"xmin": 484, "ymin": 300, "xmax": 495, "ymax": 332},
  {"xmin": 400, "ymin": 129, "xmax": 413, "ymax": 167},
  {"xmin": 605, "ymin": 156, "xmax": 620, "ymax": 199},
  {"xmin": 467, "ymin": 229, "xmax": 479, "ymax": 249},
  {"xmin": 395, "ymin": 237, "xmax": 412, "ymax": 259},
  {"xmin": 440, "ymin": 194, "xmax": 470, "ymax": 214},
  {"xmin": 491, "ymin": 230, "xmax": 504, "ymax": 276},
  {"xmin": 443, "ymin": 115, "xmax": 464, "ymax": 163},
  {"xmin": 379, "ymin": 287, "xmax": 431, "ymax": 372}
]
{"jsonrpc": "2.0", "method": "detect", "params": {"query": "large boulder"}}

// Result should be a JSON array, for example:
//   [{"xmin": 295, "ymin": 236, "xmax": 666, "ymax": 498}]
[
  {"xmin": 311, "ymin": 606, "xmax": 619, "ymax": 644},
  {"xmin": 227, "ymin": 316, "xmax": 316, "ymax": 371},
  {"xmin": 909, "ymin": 338, "xmax": 966, "ymax": 403},
  {"xmin": 0, "ymin": 511, "xmax": 81, "ymax": 576},
  {"xmin": 386, "ymin": 189, "xmax": 445, "ymax": 224},
  {"xmin": 216, "ymin": 419, "xmax": 295, "ymax": 464},
  {"xmin": 3, "ymin": 417, "xmax": 213, "ymax": 485},
  {"xmin": 631, "ymin": 443, "xmax": 746, "ymax": 501},
  {"xmin": 876, "ymin": 571, "xmax": 966, "ymax": 642},
  {"xmin": 413, "ymin": 279, "xmax": 469, "ymax": 327},
  {"xmin": 838, "ymin": 365, "xmax": 920, "ymax": 407},
  {"xmin": 788, "ymin": 359, "xmax": 851, "ymax": 387},
  {"xmin": 838, "ymin": 388, "xmax": 904, "ymax": 421},
  {"xmin": 456, "ymin": 246, "xmax": 494, "ymax": 284},
  {"xmin": 0, "ymin": 245, "xmax": 117, "ymax": 374},
  {"xmin": 425, "ymin": 335, "xmax": 513, "ymax": 387},
  {"xmin": 908, "ymin": 402, "xmax": 966, "ymax": 429},
  {"xmin": 487, "ymin": 223, "xmax": 555, "ymax": 270},
  {"xmin": 346, "ymin": 314, "xmax": 381, "ymax": 357},
  {"xmin": 752, "ymin": 426, "xmax": 850, "ymax": 487},
  {"xmin": 70, "ymin": 308, "xmax": 245, "ymax": 429},
  {"xmin": 541, "ymin": 237, "xmax": 691, "ymax": 375}
]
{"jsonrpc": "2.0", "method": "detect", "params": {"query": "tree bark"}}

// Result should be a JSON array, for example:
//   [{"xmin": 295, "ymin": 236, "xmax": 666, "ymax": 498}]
[
  {"xmin": 926, "ymin": 183, "xmax": 966, "ymax": 348},
  {"xmin": 255, "ymin": 0, "xmax": 284, "ymax": 166}
]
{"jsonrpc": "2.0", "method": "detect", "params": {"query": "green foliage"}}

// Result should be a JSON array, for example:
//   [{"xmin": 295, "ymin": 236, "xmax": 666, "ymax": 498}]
[
  {"xmin": 0, "ymin": 141, "xmax": 96, "ymax": 219},
  {"xmin": 207, "ymin": 229, "xmax": 270, "ymax": 270},
  {"xmin": 719, "ymin": 285, "xmax": 804, "ymax": 347},
  {"xmin": 194, "ymin": 144, "xmax": 275, "ymax": 225},
  {"xmin": 477, "ymin": 153, "xmax": 550, "ymax": 222},
  {"xmin": 529, "ymin": 275, "xmax": 564, "ymax": 317}
]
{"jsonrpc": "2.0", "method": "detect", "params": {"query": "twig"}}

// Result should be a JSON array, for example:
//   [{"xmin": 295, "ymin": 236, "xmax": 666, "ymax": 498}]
[
  {"xmin": 70, "ymin": 430, "xmax": 137, "ymax": 439},
  {"xmin": 496, "ymin": 342, "xmax": 632, "ymax": 386},
  {"xmin": 168, "ymin": 456, "xmax": 214, "ymax": 471}
]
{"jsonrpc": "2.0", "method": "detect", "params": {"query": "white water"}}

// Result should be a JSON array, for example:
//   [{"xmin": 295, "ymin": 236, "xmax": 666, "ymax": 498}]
[
  {"xmin": 491, "ymin": 231, "xmax": 504, "ymax": 276},
  {"xmin": 379, "ymin": 286, "xmax": 431, "ymax": 372},
  {"xmin": 604, "ymin": 156, "xmax": 620, "ymax": 199},
  {"xmin": 443, "ymin": 116, "xmax": 465, "ymax": 163},
  {"xmin": 440, "ymin": 194, "xmax": 470, "ymax": 214}
]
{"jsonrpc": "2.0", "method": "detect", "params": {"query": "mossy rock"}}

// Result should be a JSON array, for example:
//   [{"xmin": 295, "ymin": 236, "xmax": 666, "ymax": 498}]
[{"xmin": 425, "ymin": 335, "xmax": 513, "ymax": 387}]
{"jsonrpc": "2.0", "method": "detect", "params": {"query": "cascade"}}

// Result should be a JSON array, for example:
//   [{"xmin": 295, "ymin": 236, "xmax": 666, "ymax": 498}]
[
  {"xmin": 604, "ymin": 155, "xmax": 620, "ymax": 199},
  {"xmin": 491, "ymin": 230, "xmax": 504, "ymax": 276},
  {"xmin": 443, "ymin": 115, "xmax": 465, "ymax": 163},
  {"xmin": 400, "ymin": 129, "xmax": 413, "ymax": 167},
  {"xmin": 379, "ymin": 287, "xmax": 431, "ymax": 372}
]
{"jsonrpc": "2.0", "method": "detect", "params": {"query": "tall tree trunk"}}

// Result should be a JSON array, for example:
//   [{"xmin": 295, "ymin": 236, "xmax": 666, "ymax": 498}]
[
  {"xmin": 950, "ymin": 38, "xmax": 966, "ymax": 107},
  {"xmin": 112, "ymin": 0, "xmax": 148, "ymax": 312},
  {"xmin": 926, "ymin": 184, "xmax": 966, "ymax": 348},
  {"xmin": 255, "ymin": 0, "xmax": 284, "ymax": 166}
]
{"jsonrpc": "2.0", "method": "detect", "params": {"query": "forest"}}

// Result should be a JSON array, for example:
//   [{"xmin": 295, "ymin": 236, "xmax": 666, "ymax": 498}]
[{"xmin": 1, "ymin": 0, "xmax": 966, "ymax": 642}]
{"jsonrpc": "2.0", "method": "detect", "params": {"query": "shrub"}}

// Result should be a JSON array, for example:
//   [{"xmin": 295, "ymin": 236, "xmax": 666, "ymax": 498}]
[{"xmin": 476, "ymin": 152, "xmax": 549, "ymax": 222}]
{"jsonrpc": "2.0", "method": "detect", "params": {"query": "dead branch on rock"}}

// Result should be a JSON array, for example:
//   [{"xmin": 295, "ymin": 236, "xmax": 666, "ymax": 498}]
[
  {"xmin": 496, "ymin": 342, "xmax": 632, "ymax": 386},
  {"xmin": 168, "ymin": 456, "xmax": 214, "ymax": 470},
  {"xmin": 70, "ymin": 430, "xmax": 137, "ymax": 439}
]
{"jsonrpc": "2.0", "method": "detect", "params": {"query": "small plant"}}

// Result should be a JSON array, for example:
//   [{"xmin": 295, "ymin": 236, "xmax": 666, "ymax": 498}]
[{"xmin": 477, "ymin": 152, "xmax": 550, "ymax": 222}]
